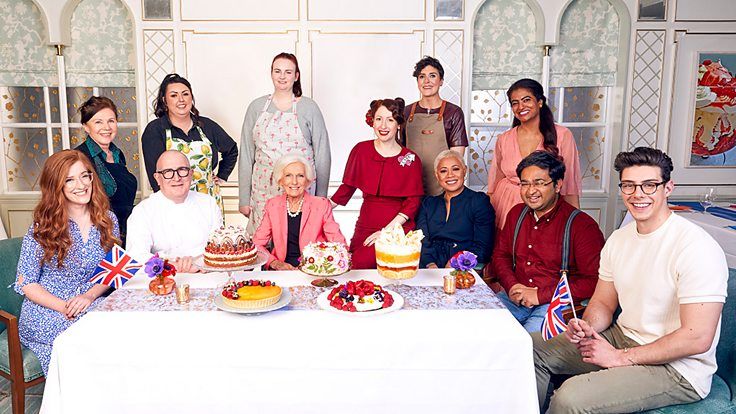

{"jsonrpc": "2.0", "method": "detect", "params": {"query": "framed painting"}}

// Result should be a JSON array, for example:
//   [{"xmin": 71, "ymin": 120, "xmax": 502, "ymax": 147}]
[{"xmin": 669, "ymin": 33, "xmax": 736, "ymax": 191}]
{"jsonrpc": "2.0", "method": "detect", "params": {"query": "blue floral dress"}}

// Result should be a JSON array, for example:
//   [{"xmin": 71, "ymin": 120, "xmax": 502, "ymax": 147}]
[{"xmin": 14, "ymin": 213, "xmax": 118, "ymax": 375}]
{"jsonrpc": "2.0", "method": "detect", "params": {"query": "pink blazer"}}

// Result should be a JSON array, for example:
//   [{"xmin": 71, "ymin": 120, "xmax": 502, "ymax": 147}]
[{"xmin": 253, "ymin": 193, "xmax": 347, "ymax": 268}]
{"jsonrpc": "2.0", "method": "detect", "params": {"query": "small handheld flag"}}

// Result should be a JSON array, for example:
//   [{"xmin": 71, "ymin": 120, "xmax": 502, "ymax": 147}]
[
  {"xmin": 541, "ymin": 271, "xmax": 576, "ymax": 341},
  {"xmin": 89, "ymin": 245, "xmax": 142, "ymax": 289}
]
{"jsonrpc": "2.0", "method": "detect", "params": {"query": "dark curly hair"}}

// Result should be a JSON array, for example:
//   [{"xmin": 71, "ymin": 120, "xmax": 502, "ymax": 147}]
[
  {"xmin": 412, "ymin": 56, "xmax": 444, "ymax": 80},
  {"xmin": 152, "ymin": 73, "xmax": 202, "ymax": 127},
  {"xmin": 614, "ymin": 147, "xmax": 674, "ymax": 183}
]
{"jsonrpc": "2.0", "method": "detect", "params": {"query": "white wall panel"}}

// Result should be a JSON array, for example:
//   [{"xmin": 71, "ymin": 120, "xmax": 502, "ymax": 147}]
[
  {"xmin": 182, "ymin": 31, "xmax": 299, "ymax": 154},
  {"xmin": 307, "ymin": 0, "xmax": 425, "ymax": 21},
  {"xmin": 180, "ymin": 0, "xmax": 299, "ymax": 21},
  {"xmin": 309, "ymin": 31, "xmax": 425, "ymax": 182},
  {"xmin": 675, "ymin": 0, "xmax": 736, "ymax": 21}
]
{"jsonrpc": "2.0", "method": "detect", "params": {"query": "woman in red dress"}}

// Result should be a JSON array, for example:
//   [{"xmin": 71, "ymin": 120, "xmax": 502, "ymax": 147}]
[{"xmin": 331, "ymin": 98, "xmax": 424, "ymax": 269}]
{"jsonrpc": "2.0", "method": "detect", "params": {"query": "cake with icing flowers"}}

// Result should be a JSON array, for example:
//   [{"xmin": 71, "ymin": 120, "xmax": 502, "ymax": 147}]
[
  {"xmin": 327, "ymin": 280, "xmax": 394, "ymax": 312},
  {"xmin": 204, "ymin": 225, "xmax": 258, "ymax": 268},
  {"xmin": 221, "ymin": 279, "xmax": 281, "ymax": 309},
  {"xmin": 374, "ymin": 224, "xmax": 423, "ymax": 280},
  {"xmin": 300, "ymin": 242, "xmax": 351, "ymax": 276}
]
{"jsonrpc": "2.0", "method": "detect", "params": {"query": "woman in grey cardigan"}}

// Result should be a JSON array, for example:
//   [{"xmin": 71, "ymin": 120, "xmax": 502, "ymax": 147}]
[{"xmin": 239, "ymin": 52, "xmax": 331, "ymax": 234}]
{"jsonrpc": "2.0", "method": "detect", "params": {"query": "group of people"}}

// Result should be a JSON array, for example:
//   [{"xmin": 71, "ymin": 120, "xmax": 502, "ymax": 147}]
[{"xmin": 10, "ymin": 52, "xmax": 730, "ymax": 414}]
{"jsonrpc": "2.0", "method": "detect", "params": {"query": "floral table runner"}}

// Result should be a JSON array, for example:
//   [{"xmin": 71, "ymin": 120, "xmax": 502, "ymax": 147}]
[{"xmin": 95, "ymin": 284, "xmax": 505, "ymax": 312}]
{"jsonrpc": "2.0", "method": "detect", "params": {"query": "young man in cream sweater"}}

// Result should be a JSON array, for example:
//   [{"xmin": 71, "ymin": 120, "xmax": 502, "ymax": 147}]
[{"xmin": 533, "ymin": 147, "xmax": 728, "ymax": 413}]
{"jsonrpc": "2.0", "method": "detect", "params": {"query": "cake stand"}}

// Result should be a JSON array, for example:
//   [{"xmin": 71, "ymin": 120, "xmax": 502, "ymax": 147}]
[
  {"xmin": 198, "ymin": 251, "xmax": 269, "ymax": 280},
  {"xmin": 300, "ymin": 267, "xmax": 348, "ymax": 288}
]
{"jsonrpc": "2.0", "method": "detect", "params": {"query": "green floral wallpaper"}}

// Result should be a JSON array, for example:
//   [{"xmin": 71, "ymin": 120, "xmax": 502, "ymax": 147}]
[
  {"xmin": 550, "ymin": 0, "xmax": 620, "ymax": 87},
  {"xmin": 472, "ymin": 0, "xmax": 541, "ymax": 90},
  {"xmin": 65, "ymin": 0, "xmax": 136, "ymax": 87},
  {"xmin": 0, "ymin": 0, "xmax": 58, "ymax": 86}
]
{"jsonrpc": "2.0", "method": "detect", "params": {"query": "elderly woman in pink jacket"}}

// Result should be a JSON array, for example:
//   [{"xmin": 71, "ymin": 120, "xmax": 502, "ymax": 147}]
[{"xmin": 253, "ymin": 154, "xmax": 346, "ymax": 270}]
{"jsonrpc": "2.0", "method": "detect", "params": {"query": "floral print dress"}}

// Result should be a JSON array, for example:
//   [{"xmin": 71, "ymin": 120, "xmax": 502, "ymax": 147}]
[{"xmin": 14, "ymin": 214, "xmax": 118, "ymax": 375}]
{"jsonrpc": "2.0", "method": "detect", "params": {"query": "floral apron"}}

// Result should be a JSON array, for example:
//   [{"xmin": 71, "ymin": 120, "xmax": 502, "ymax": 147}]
[
  {"xmin": 165, "ymin": 126, "xmax": 223, "ymax": 214},
  {"xmin": 405, "ymin": 101, "xmax": 449, "ymax": 196},
  {"xmin": 248, "ymin": 95, "xmax": 316, "ymax": 234}
]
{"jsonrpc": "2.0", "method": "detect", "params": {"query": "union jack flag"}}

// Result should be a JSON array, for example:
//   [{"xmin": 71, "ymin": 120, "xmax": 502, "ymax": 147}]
[
  {"xmin": 541, "ymin": 273, "xmax": 575, "ymax": 341},
  {"xmin": 89, "ymin": 245, "xmax": 142, "ymax": 289}
]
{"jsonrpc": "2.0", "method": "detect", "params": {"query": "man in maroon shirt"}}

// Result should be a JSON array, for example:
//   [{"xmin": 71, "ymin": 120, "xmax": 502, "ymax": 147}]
[{"xmin": 492, "ymin": 151, "xmax": 604, "ymax": 332}]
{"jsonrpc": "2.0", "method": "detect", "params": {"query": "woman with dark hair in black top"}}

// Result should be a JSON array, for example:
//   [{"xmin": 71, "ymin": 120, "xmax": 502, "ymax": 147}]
[{"xmin": 141, "ymin": 73, "xmax": 238, "ymax": 213}]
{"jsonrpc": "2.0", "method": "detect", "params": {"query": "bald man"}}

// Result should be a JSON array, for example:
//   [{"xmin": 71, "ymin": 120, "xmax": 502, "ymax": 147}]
[{"xmin": 126, "ymin": 150, "xmax": 222, "ymax": 272}]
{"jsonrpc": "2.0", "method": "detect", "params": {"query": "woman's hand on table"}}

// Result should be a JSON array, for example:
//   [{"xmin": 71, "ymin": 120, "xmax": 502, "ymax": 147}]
[
  {"xmin": 240, "ymin": 205, "xmax": 252, "ymax": 217},
  {"xmin": 427, "ymin": 263, "xmax": 439, "ymax": 269},
  {"xmin": 64, "ymin": 293, "xmax": 94, "ymax": 319},
  {"xmin": 270, "ymin": 260, "xmax": 296, "ymax": 271}
]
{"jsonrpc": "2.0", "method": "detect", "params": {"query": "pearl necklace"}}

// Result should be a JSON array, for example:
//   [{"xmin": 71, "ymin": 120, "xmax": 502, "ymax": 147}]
[{"xmin": 286, "ymin": 196, "xmax": 304, "ymax": 218}]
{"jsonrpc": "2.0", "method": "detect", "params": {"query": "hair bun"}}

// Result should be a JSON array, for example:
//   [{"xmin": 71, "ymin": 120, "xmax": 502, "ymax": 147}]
[{"xmin": 394, "ymin": 97, "xmax": 405, "ymax": 111}]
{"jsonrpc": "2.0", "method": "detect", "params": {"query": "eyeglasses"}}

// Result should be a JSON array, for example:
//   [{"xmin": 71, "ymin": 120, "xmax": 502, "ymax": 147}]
[
  {"xmin": 156, "ymin": 166, "xmax": 192, "ymax": 180},
  {"xmin": 64, "ymin": 172, "xmax": 94, "ymax": 189},
  {"xmin": 520, "ymin": 180, "xmax": 554, "ymax": 190},
  {"xmin": 618, "ymin": 181, "xmax": 664, "ymax": 195}
]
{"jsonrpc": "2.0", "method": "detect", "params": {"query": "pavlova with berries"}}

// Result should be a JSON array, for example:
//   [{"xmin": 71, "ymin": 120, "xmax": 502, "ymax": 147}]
[{"xmin": 326, "ymin": 280, "xmax": 394, "ymax": 312}]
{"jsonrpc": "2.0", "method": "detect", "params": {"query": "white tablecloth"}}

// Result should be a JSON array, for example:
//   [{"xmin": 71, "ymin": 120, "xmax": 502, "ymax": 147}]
[{"xmin": 41, "ymin": 269, "xmax": 538, "ymax": 414}]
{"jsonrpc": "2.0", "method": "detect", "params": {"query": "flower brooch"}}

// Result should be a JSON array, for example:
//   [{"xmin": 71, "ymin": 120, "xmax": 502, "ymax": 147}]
[{"xmin": 398, "ymin": 153, "xmax": 416, "ymax": 167}]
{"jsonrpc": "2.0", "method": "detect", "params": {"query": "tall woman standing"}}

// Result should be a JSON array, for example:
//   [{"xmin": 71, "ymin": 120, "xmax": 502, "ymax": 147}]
[
  {"xmin": 142, "ymin": 74, "xmax": 238, "ymax": 212},
  {"xmin": 14, "ymin": 150, "xmax": 118, "ymax": 374},
  {"xmin": 239, "ymin": 52, "xmax": 331, "ymax": 234},
  {"xmin": 331, "ymin": 98, "xmax": 424, "ymax": 269},
  {"xmin": 487, "ymin": 78, "xmax": 582, "ymax": 229}
]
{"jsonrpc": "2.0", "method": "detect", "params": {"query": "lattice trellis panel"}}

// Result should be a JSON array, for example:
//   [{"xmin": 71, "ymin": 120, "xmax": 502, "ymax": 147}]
[
  {"xmin": 628, "ymin": 30, "xmax": 665, "ymax": 149},
  {"xmin": 143, "ymin": 30, "xmax": 175, "ymax": 122},
  {"xmin": 433, "ymin": 30, "xmax": 463, "ymax": 106}
]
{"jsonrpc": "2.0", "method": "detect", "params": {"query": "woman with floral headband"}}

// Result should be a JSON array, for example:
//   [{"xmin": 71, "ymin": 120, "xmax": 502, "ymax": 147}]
[{"xmin": 331, "ymin": 98, "xmax": 424, "ymax": 269}]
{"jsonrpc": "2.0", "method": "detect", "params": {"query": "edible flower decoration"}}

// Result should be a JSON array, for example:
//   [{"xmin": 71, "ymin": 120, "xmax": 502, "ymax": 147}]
[{"xmin": 144, "ymin": 254, "xmax": 177, "ymax": 283}]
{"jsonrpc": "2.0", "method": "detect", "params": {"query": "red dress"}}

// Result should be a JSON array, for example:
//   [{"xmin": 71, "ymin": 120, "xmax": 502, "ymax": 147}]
[{"xmin": 331, "ymin": 140, "xmax": 424, "ymax": 269}]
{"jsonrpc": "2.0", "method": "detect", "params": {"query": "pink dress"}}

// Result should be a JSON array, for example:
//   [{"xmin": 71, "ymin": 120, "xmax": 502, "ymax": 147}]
[{"xmin": 487, "ymin": 124, "xmax": 582, "ymax": 230}]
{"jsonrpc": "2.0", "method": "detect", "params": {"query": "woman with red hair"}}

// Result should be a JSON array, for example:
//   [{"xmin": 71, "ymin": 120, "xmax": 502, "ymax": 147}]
[
  {"xmin": 331, "ymin": 98, "xmax": 424, "ymax": 268},
  {"xmin": 14, "ymin": 150, "xmax": 119, "ymax": 375},
  {"xmin": 238, "ymin": 52, "xmax": 331, "ymax": 234}
]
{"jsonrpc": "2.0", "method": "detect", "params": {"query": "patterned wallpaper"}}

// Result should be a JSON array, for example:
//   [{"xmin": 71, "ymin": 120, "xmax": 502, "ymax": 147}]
[
  {"xmin": 0, "ymin": 0, "xmax": 57, "ymax": 86},
  {"xmin": 65, "ymin": 0, "xmax": 136, "ymax": 87},
  {"xmin": 472, "ymin": 0, "xmax": 541, "ymax": 90},
  {"xmin": 550, "ymin": 0, "xmax": 620, "ymax": 87}
]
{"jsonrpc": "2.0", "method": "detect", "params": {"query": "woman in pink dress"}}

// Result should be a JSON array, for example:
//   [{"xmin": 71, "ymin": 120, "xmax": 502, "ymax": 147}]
[{"xmin": 487, "ymin": 78, "xmax": 582, "ymax": 230}]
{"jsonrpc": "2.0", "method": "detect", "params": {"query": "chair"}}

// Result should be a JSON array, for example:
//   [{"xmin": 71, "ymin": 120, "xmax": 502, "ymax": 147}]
[
  {"xmin": 643, "ymin": 268, "xmax": 736, "ymax": 413},
  {"xmin": 0, "ymin": 237, "xmax": 45, "ymax": 414}
]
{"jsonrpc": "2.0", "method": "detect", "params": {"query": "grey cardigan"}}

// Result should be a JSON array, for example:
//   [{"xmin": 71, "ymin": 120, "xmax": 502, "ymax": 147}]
[{"xmin": 238, "ymin": 95, "xmax": 331, "ymax": 206}]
